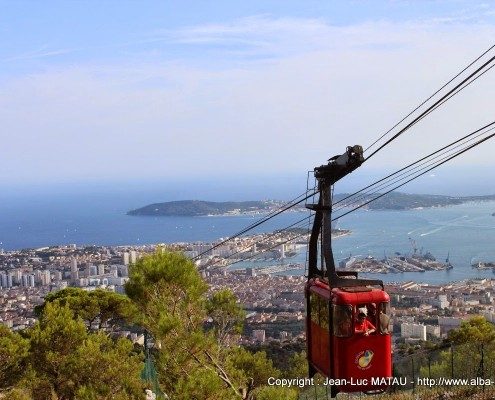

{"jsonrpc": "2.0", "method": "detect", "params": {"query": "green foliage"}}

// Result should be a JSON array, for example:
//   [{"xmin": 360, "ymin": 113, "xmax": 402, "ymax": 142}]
[
  {"xmin": 418, "ymin": 316, "xmax": 495, "ymax": 381},
  {"xmin": 125, "ymin": 251, "xmax": 213, "ymax": 396},
  {"xmin": 449, "ymin": 315, "xmax": 495, "ymax": 346},
  {"xmin": 125, "ymin": 251, "xmax": 207, "ymax": 334},
  {"xmin": 226, "ymin": 347, "xmax": 280, "ymax": 388},
  {"xmin": 252, "ymin": 385, "xmax": 299, "ymax": 400},
  {"xmin": 245, "ymin": 340, "xmax": 306, "ymax": 372},
  {"xmin": 128, "ymin": 200, "xmax": 272, "ymax": 217},
  {"xmin": 0, "ymin": 324, "xmax": 29, "ymax": 388},
  {"xmin": 28, "ymin": 302, "xmax": 143, "ymax": 399},
  {"xmin": 71, "ymin": 333, "xmax": 144, "ymax": 398},
  {"xmin": 126, "ymin": 250, "xmax": 207, "ymax": 305},
  {"xmin": 174, "ymin": 367, "xmax": 236, "ymax": 400},
  {"xmin": 5, "ymin": 298, "xmax": 144, "ymax": 400},
  {"xmin": 286, "ymin": 351, "xmax": 308, "ymax": 379},
  {"xmin": 37, "ymin": 287, "xmax": 137, "ymax": 331},
  {"xmin": 2, "ymin": 388, "xmax": 34, "ymax": 400},
  {"xmin": 126, "ymin": 251, "xmax": 241, "ymax": 398},
  {"xmin": 206, "ymin": 289, "xmax": 245, "ymax": 346}
]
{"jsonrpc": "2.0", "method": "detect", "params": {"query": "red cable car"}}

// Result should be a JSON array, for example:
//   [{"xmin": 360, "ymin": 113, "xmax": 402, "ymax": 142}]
[
  {"xmin": 306, "ymin": 275, "xmax": 392, "ymax": 394},
  {"xmin": 305, "ymin": 146, "xmax": 393, "ymax": 397}
]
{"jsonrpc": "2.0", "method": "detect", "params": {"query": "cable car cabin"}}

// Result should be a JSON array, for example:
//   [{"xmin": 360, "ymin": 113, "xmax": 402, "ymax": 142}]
[{"xmin": 306, "ymin": 277, "xmax": 392, "ymax": 394}]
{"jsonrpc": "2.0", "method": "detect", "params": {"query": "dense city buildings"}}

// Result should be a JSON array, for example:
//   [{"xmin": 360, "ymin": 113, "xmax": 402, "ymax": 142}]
[
  {"xmin": 2, "ymin": 239, "xmax": 495, "ymax": 350},
  {"xmin": 0, "ymin": 244, "xmax": 146, "ymax": 330}
]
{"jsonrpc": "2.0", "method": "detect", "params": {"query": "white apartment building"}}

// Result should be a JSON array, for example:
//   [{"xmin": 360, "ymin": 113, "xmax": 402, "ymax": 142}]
[{"xmin": 401, "ymin": 323, "xmax": 427, "ymax": 341}]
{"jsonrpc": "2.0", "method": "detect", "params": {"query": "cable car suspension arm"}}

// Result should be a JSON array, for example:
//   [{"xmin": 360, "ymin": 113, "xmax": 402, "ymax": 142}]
[{"xmin": 307, "ymin": 145, "xmax": 383, "ymax": 289}]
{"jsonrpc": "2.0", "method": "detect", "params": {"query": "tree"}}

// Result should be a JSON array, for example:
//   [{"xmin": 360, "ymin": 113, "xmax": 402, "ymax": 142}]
[
  {"xmin": 125, "ymin": 251, "xmax": 244, "ymax": 398},
  {"xmin": 28, "ymin": 302, "xmax": 88, "ymax": 398},
  {"xmin": 71, "ymin": 333, "xmax": 144, "ymax": 399},
  {"xmin": 226, "ymin": 347, "xmax": 280, "ymax": 390},
  {"xmin": 125, "ymin": 250, "xmax": 290, "ymax": 400},
  {"xmin": 420, "ymin": 316, "xmax": 495, "ymax": 380},
  {"xmin": 448, "ymin": 316, "xmax": 495, "ymax": 346},
  {"xmin": 34, "ymin": 302, "xmax": 143, "ymax": 399},
  {"xmin": 252, "ymin": 386, "xmax": 298, "ymax": 400},
  {"xmin": 173, "ymin": 367, "xmax": 234, "ymax": 400},
  {"xmin": 206, "ymin": 289, "xmax": 245, "ymax": 347},
  {"xmin": 449, "ymin": 316, "xmax": 495, "ymax": 379},
  {"xmin": 2, "ymin": 388, "xmax": 33, "ymax": 400},
  {"xmin": 37, "ymin": 287, "xmax": 137, "ymax": 332},
  {"xmin": 0, "ymin": 324, "xmax": 29, "ymax": 389},
  {"xmin": 286, "ymin": 351, "xmax": 308, "ymax": 380},
  {"xmin": 12, "ymin": 300, "xmax": 144, "ymax": 400}
]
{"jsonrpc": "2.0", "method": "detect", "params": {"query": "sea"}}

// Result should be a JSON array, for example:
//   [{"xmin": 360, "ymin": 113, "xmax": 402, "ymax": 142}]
[{"xmin": 1, "ymin": 190, "xmax": 495, "ymax": 285}]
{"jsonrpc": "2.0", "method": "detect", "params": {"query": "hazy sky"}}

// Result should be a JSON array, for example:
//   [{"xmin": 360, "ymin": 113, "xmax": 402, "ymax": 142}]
[{"xmin": 1, "ymin": 1, "xmax": 495, "ymax": 190}]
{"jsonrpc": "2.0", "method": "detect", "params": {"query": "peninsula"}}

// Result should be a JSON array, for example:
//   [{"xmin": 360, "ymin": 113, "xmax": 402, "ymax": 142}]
[
  {"xmin": 127, "ymin": 193, "xmax": 495, "ymax": 217},
  {"xmin": 127, "ymin": 200, "xmax": 287, "ymax": 217},
  {"xmin": 345, "ymin": 192, "xmax": 495, "ymax": 211}
]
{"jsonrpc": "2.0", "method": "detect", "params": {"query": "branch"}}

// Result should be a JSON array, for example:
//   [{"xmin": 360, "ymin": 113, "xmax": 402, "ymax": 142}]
[
  {"xmin": 174, "ymin": 337, "xmax": 242, "ymax": 399},
  {"xmin": 204, "ymin": 350, "xmax": 244, "ymax": 399}
]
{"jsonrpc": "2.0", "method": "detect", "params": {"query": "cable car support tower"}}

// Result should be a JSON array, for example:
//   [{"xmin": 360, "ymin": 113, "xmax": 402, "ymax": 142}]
[
  {"xmin": 306, "ymin": 145, "xmax": 386, "ymax": 397},
  {"xmin": 306, "ymin": 145, "xmax": 384, "ymax": 289}
]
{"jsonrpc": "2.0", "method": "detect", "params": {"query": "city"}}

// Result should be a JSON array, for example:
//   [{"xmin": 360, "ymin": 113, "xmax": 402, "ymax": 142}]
[{"xmin": 2, "ymin": 239, "xmax": 493, "ymax": 352}]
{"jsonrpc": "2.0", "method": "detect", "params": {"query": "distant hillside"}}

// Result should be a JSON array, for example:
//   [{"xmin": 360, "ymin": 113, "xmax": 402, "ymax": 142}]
[
  {"xmin": 340, "ymin": 192, "xmax": 495, "ymax": 210},
  {"xmin": 127, "ymin": 200, "xmax": 277, "ymax": 216},
  {"xmin": 127, "ymin": 193, "xmax": 495, "ymax": 216}
]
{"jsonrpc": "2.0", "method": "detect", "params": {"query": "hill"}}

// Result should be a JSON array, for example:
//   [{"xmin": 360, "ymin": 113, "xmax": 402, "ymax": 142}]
[
  {"xmin": 127, "ymin": 193, "xmax": 495, "ymax": 216},
  {"xmin": 334, "ymin": 192, "xmax": 495, "ymax": 210},
  {"xmin": 127, "ymin": 200, "xmax": 278, "ymax": 216},
  {"xmin": 354, "ymin": 192, "xmax": 495, "ymax": 210}
]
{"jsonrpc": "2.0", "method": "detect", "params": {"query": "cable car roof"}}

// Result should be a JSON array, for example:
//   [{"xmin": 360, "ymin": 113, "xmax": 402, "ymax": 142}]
[{"xmin": 308, "ymin": 278, "xmax": 389, "ymax": 304}]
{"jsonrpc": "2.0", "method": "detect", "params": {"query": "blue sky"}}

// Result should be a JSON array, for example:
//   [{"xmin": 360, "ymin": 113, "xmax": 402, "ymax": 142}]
[
  {"xmin": 3, "ymin": 1, "xmax": 494, "ymax": 72},
  {"xmin": 1, "ymin": 1, "xmax": 495, "ymax": 193}
]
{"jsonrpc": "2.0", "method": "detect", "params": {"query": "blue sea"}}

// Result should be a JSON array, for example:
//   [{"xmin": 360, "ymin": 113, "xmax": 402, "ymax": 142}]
[{"xmin": 1, "ymin": 189, "xmax": 495, "ymax": 285}]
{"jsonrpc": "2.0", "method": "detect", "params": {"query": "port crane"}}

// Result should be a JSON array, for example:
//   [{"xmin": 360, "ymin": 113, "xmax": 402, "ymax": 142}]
[{"xmin": 409, "ymin": 237, "xmax": 418, "ymax": 255}]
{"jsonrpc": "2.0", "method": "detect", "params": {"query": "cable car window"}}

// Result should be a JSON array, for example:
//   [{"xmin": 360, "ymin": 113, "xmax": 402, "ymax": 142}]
[
  {"xmin": 310, "ymin": 293, "xmax": 319, "ymax": 324},
  {"xmin": 378, "ymin": 302, "xmax": 391, "ymax": 334},
  {"xmin": 319, "ymin": 297, "xmax": 329, "ymax": 329},
  {"xmin": 333, "ymin": 304, "xmax": 352, "ymax": 337}
]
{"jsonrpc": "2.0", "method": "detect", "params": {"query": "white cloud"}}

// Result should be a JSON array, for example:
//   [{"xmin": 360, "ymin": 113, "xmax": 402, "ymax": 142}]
[
  {"xmin": 147, "ymin": 10, "xmax": 495, "ymax": 59},
  {"xmin": 2, "ymin": 45, "xmax": 74, "ymax": 63},
  {"xmin": 1, "ymin": 15, "xmax": 495, "ymax": 184},
  {"xmin": 149, "ymin": 16, "xmax": 415, "ymax": 61}
]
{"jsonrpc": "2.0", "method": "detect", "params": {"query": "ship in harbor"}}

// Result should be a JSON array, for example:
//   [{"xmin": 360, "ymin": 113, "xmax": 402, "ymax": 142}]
[
  {"xmin": 472, "ymin": 261, "xmax": 495, "ymax": 270},
  {"xmin": 337, "ymin": 241, "xmax": 453, "ymax": 274}
]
